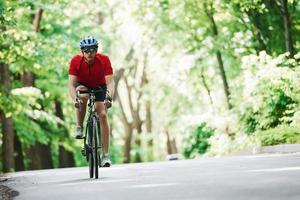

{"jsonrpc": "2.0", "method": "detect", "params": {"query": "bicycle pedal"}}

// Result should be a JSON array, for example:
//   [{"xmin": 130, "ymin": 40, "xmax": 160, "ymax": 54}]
[
  {"xmin": 81, "ymin": 148, "xmax": 86, "ymax": 156},
  {"xmin": 75, "ymin": 135, "xmax": 84, "ymax": 140}
]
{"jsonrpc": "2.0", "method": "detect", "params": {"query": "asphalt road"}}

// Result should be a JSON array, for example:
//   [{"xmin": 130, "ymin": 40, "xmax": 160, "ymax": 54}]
[{"xmin": 2, "ymin": 153, "xmax": 300, "ymax": 200}]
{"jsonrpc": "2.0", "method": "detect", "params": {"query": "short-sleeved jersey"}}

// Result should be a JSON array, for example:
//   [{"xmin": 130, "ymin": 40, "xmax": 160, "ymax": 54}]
[{"xmin": 68, "ymin": 53, "xmax": 113, "ymax": 87}]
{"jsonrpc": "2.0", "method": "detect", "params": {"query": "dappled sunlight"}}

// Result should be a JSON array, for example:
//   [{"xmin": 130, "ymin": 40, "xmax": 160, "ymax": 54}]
[
  {"xmin": 11, "ymin": 87, "xmax": 42, "ymax": 97},
  {"xmin": 1, "ymin": 0, "xmax": 300, "ymax": 173}
]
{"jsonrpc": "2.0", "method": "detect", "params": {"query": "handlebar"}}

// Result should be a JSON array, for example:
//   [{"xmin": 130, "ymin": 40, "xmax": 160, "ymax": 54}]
[
  {"xmin": 77, "ymin": 89, "xmax": 103, "ymax": 94},
  {"xmin": 75, "ymin": 88, "xmax": 112, "ymax": 109}
]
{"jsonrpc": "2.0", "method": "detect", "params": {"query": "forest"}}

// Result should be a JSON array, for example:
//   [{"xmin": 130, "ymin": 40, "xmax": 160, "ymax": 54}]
[{"xmin": 1, "ymin": 0, "xmax": 300, "ymax": 173}]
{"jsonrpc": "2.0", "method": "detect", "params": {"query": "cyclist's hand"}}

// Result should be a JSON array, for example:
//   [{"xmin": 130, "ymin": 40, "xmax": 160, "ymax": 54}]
[
  {"xmin": 104, "ymin": 99, "xmax": 112, "ymax": 109},
  {"xmin": 105, "ymin": 92, "xmax": 112, "ymax": 109},
  {"xmin": 74, "ymin": 98, "xmax": 82, "ymax": 109}
]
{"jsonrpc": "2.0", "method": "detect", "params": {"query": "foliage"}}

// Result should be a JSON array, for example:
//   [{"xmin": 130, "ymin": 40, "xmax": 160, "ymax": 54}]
[
  {"xmin": 257, "ymin": 125, "xmax": 300, "ymax": 146},
  {"xmin": 1, "ymin": 0, "xmax": 300, "ymax": 172},
  {"xmin": 0, "ymin": 0, "xmax": 82, "ymax": 170},
  {"xmin": 226, "ymin": 0, "xmax": 300, "ymax": 55},
  {"xmin": 234, "ymin": 52, "xmax": 300, "ymax": 134},
  {"xmin": 207, "ymin": 131, "xmax": 260, "ymax": 156},
  {"xmin": 183, "ymin": 123, "xmax": 215, "ymax": 158}
]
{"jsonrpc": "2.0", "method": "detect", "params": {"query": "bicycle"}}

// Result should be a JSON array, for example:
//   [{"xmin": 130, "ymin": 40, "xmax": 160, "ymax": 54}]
[{"xmin": 77, "ymin": 89, "xmax": 103, "ymax": 179}]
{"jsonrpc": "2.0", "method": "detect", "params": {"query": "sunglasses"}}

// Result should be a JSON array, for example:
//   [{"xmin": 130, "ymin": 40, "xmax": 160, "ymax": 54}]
[{"xmin": 83, "ymin": 48, "xmax": 97, "ymax": 53}]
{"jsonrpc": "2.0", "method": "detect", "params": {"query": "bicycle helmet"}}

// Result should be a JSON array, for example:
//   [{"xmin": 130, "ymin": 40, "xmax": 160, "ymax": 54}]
[{"xmin": 80, "ymin": 36, "xmax": 98, "ymax": 49}]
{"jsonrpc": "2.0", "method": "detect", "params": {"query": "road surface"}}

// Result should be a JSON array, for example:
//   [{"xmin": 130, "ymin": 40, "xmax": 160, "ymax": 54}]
[{"xmin": 2, "ymin": 153, "xmax": 300, "ymax": 200}]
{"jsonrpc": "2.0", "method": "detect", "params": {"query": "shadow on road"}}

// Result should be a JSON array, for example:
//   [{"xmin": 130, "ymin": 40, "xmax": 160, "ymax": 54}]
[
  {"xmin": 39, "ymin": 176, "xmax": 114, "ymax": 185},
  {"xmin": 0, "ymin": 184, "xmax": 19, "ymax": 200}
]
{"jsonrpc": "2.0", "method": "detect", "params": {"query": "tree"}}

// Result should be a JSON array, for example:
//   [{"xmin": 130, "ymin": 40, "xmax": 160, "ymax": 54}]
[
  {"xmin": 0, "ymin": 63, "xmax": 15, "ymax": 172},
  {"xmin": 276, "ymin": 0, "xmax": 295, "ymax": 57},
  {"xmin": 203, "ymin": 1, "xmax": 232, "ymax": 109},
  {"xmin": 227, "ymin": 0, "xmax": 299, "ymax": 57}
]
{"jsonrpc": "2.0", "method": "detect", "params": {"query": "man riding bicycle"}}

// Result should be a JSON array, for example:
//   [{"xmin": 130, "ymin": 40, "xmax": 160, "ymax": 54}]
[{"xmin": 68, "ymin": 36, "xmax": 114, "ymax": 167}]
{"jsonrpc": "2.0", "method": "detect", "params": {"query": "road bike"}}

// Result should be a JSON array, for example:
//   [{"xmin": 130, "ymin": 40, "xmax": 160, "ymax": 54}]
[{"xmin": 77, "ymin": 89, "xmax": 103, "ymax": 179}]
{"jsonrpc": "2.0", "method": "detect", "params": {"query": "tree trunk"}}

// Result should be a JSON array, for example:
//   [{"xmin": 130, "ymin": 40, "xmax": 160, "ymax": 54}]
[
  {"xmin": 145, "ymin": 100, "xmax": 154, "ymax": 161},
  {"xmin": 112, "ymin": 68, "xmax": 125, "ymax": 101},
  {"xmin": 171, "ymin": 138, "xmax": 178, "ymax": 154},
  {"xmin": 32, "ymin": 8, "xmax": 43, "ymax": 32},
  {"xmin": 26, "ymin": 143, "xmax": 53, "ymax": 170},
  {"xmin": 166, "ymin": 131, "xmax": 178, "ymax": 160},
  {"xmin": 20, "ymin": 71, "xmax": 35, "ymax": 87},
  {"xmin": 200, "ymin": 67, "xmax": 214, "ymax": 107},
  {"xmin": 116, "ymin": 47, "xmax": 151, "ymax": 163},
  {"xmin": 116, "ymin": 89, "xmax": 133, "ymax": 163},
  {"xmin": 119, "ymin": 82, "xmax": 135, "ymax": 164},
  {"xmin": 54, "ymin": 100, "xmax": 75, "ymax": 168},
  {"xmin": 17, "ymin": 64, "xmax": 35, "ymax": 171},
  {"xmin": 0, "ymin": 63, "xmax": 15, "ymax": 172},
  {"xmin": 39, "ymin": 144, "xmax": 53, "ymax": 169},
  {"xmin": 27, "ymin": 145, "xmax": 42, "ymax": 169},
  {"xmin": 134, "ymin": 139, "xmax": 142, "ymax": 162},
  {"xmin": 22, "ymin": 7, "xmax": 54, "ymax": 170},
  {"xmin": 133, "ymin": 51, "xmax": 150, "ymax": 163},
  {"xmin": 14, "ymin": 133, "xmax": 25, "ymax": 171},
  {"xmin": 247, "ymin": 11, "xmax": 268, "ymax": 53},
  {"xmin": 22, "ymin": 87, "xmax": 54, "ymax": 169},
  {"xmin": 133, "ymin": 92, "xmax": 143, "ymax": 163},
  {"xmin": 20, "ymin": 7, "xmax": 42, "ymax": 87},
  {"xmin": 280, "ymin": 0, "xmax": 294, "ymax": 57},
  {"xmin": 215, "ymin": 50, "xmax": 231, "ymax": 109},
  {"xmin": 166, "ymin": 130, "xmax": 177, "ymax": 155},
  {"xmin": 58, "ymin": 145, "xmax": 75, "ymax": 168},
  {"xmin": 146, "ymin": 100, "xmax": 153, "ymax": 145},
  {"xmin": 204, "ymin": 2, "xmax": 232, "ymax": 109},
  {"xmin": 124, "ymin": 75, "xmax": 144, "ymax": 162},
  {"xmin": 123, "ymin": 123, "xmax": 133, "ymax": 163},
  {"xmin": 26, "ymin": 142, "xmax": 53, "ymax": 170},
  {"xmin": 0, "ymin": 113, "xmax": 14, "ymax": 172},
  {"xmin": 54, "ymin": 100, "xmax": 64, "ymax": 120},
  {"xmin": 166, "ymin": 131, "xmax": 172, "ymax": 155}
]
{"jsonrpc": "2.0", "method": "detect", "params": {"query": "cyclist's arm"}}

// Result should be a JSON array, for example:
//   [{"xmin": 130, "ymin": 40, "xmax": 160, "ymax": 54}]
[
  {"xmin": 105, "ymin": 74, "xmax": 114, "ymax": 98},
  {"xmin": 68, "ymin": 75, "xmax": 77, "ymax": 103}
]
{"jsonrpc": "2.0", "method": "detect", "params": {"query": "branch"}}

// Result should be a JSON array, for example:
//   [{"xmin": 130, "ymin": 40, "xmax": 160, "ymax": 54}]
[
  {"xmin": 124, "ymin": 76, "xmax": 136, "ymax": 121},
  {"xmin": 113, "ymin": 68, "xmax": 125, "ymax": 101},
  {"xmin": 33, "ymin": 8, "xmax": 43, "ymax": 32},
  {"xmin": 116, "ymin": 89, "xmax": 130, "ymax": 126}
]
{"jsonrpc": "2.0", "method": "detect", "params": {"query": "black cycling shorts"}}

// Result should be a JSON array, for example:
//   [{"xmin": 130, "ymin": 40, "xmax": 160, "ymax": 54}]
[{"xmin": 76, "ymin": 82, "xmax": 107, "ymax": 102}]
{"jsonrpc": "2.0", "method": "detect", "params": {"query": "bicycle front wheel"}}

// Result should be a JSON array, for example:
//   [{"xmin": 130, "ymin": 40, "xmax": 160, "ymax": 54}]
[
  {"xmin": 88, "ymin": 122, "xmax": 94, "ymax": 178},
  {"xmin": 89, "ymin": 150, "xmax": 94, "ymax": 178},
  {"xmin": 92, "ymin": 116, "xmax": 99, "ymax": 179}
]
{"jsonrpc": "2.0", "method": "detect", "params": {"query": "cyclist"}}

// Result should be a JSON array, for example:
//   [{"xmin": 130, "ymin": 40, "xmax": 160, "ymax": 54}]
[{"xmin": 68, "ymin": 36, "xmax": 114, "ymax": 167}]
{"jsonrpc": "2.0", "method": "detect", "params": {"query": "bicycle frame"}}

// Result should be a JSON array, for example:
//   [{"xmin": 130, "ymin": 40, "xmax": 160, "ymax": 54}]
[
  {"xmin": 83, "ymin": 92, "xmax": 100, "ymax": 153},
  {"xmin": 78, "ymin": 89, "xmax": 102, "ymax": 179}
]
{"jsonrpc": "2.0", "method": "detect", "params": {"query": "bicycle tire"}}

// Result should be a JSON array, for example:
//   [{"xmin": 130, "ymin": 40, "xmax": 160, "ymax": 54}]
[
  {"xmin": 97, "ymin": 119, "xmax": 102, "ymax": 168},
  {"xmin": 89, "ymin": 150, "xmax": 94, "ymax": 178},
  {"xmin": 88, "ymin": 121, "xmax": 94, "ymax": 178},
  {"xmin": 92, "ymin": 116, "xmax": 99, "ymax": 179}
]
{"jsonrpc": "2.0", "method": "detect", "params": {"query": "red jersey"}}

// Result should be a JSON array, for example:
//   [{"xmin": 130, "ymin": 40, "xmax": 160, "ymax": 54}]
[{"xmin": 68, "ymin": 53, "xmax": 113, "ymax": 87}]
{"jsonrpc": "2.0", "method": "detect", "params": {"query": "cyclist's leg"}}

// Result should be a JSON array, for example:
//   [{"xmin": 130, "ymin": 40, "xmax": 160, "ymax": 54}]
[
  {"xmin": 95, "ymin": 102, "xmax": 109, "ymax": 154},
  {"xmin": 75, "ymin": 85, "xmax": 89, "ymax": 127},
  {"xmin": 93, "ymin": 85, "xmax": 110, "ymax": 154},
  {"xmin": 95, "ymin": 102, "xmax": 112, "ymax": 167}
]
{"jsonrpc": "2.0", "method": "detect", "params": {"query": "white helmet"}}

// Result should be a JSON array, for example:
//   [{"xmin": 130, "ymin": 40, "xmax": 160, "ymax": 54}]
[{"xmin": 79, "ymin": 36, "xmax": 98, "ymax": 49}]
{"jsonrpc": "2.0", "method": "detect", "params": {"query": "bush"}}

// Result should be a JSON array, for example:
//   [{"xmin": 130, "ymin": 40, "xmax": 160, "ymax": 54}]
[
  {"xmin": 241, "ymin": 89, "xmax": 296, "ymax": 133},
  {"xmin": 183, "ymin": 123, "xmax": 215, "ymax": 158},
  {"xmin": 257, "ymin": 125, "xmax": 300, "ymax": 146},
  {"xmin": 233, "ymin": 52, "xmax": 300, "ymax": 134},
  {"xmin": 207, "ymin": 132, "xmax": 260, "ymax": 156}
]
